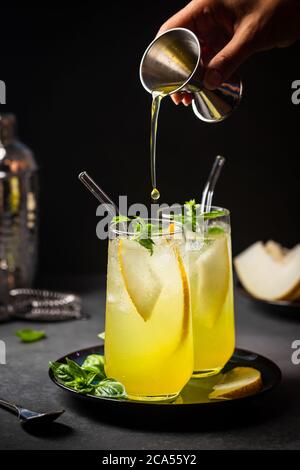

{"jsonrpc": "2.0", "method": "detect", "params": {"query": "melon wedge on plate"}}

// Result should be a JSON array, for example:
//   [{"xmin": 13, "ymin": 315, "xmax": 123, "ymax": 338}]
[
  {"xmin": 209, "ymin": 367, "xmax": 262, "ymax": 400},
  {"xmin": 234, "ymin": 241, "xmax": 300, "ymax": 301}
]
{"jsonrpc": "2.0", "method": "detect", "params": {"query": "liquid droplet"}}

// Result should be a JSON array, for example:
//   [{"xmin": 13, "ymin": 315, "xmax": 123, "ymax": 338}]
[{"xmin": 151, "ymin": 188, "xmax": 160, "ymax": 201}]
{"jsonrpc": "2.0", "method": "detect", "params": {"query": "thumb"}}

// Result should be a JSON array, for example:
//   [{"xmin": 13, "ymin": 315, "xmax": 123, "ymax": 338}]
[{"xmin": 204, "ymin": 21, "xmax": 256, "ymax": 90}]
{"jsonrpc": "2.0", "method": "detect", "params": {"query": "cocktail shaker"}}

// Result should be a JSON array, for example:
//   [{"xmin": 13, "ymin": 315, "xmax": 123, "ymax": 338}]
[
  {"xmin": 140, "ymin": 28, "xmax": 242, "ymax": 123},
  {"xmin": 0, "ymin": 114, "xmax": 38, "ymax": 308}
]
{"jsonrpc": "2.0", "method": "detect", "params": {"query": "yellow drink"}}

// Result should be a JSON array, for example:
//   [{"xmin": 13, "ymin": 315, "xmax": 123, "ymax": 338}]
[
  {"xmin": 158, "ymin": 204, "xmax": 235, "ymax": 377},
  {"xmin": 189, "ymin": 227, "xmax": 235, "ymax": 377},
  {"xmin": 105, "ymin": 226, "xmax": 193, "ymax": 401}
]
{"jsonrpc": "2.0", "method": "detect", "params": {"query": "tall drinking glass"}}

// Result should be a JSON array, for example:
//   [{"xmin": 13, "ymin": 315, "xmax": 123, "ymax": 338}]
[
  {"xmin": 104, "ymin": 219, "xmax": 193, "ymax": 401},
  {"xmin": 159, "ymin": 206, "xmax": 235, "ymax": 377}
]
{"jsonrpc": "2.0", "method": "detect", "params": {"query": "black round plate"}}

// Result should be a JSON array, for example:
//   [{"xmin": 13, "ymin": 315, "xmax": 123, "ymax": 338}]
[
  {"xmin": 237, "ymin": 284, "xmax": 300, "ymax": 315},
  {"xmin": 49, "ymin": 345, "xmax": 281, "ymax": 407}
]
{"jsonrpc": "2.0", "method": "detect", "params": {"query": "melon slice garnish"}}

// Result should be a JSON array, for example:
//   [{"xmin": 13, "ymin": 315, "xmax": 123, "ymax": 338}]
[
  {"xmin": 118, "ymin": 239, "xmax": 162, "ymax": 321},
  {"xmin": 191, "ymin": 235, "xmax": 230, "ymax": 328},
  {"xmin": 209, "ymin": 367, "xmax": 262, "ymax": 400}
]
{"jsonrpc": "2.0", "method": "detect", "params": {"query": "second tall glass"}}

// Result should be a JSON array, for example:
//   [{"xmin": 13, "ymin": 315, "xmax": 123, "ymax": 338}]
[{"xmin": 159, "ymin": 206, "xmax": 235, "ymax": 377}]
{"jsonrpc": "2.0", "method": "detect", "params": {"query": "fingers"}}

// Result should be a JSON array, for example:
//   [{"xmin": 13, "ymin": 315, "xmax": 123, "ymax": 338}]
[
  {"xmin": 182, "ymin": 94, "xmax": 193, "ymax": 106},
  {"xmin": 158, "ymin": 4, "xmax": 194, "ymax": 34},
  {"xmin": 158, "ymin": 0, "xmax": 208, "ymax": 35},
  {"xmin": 171, "ymin": 92, "xmax": 193, "ymax": 106},
  {"xmin": 171, "ymin": 93, "xmax": 182, "ymax": 105},
  {"xmin": 204, "ymin": 19, "xmax": 257, "ymax": 89}
]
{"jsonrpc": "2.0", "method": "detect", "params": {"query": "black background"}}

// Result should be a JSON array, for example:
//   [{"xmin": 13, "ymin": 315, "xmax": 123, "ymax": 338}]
[{"xmin": 1, "ymin": 1, "xmax": 299, "ymax": 276}]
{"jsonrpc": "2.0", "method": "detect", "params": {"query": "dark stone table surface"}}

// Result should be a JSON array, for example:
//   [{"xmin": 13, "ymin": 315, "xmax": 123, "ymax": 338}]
[{"xmin": 0, "ymin": 275, "xmax": 299, "ymax": 450}]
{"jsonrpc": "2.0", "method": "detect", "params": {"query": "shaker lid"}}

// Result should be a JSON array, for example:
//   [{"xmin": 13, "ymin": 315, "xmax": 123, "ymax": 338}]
[{"xmin": 0, "ymin": 113, "xmax": 37, "ymax": 177}]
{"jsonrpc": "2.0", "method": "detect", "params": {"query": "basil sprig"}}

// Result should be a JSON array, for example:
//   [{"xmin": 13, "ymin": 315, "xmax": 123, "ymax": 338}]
[
  {"xmin": 112, "ymin": 216, "xmax": 156, "ymax": 256},
  {"xmin": 50, "ymin": 354, "xmax": 126, "ymax": 398},
  {"xmin": 172, "ymin": 200, "xmax": 226, "ymax": 233}
]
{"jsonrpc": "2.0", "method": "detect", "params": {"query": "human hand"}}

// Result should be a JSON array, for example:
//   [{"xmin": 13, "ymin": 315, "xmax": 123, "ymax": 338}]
[{"xmin": 158, "ymin": 0, "xmax": 300, "ymax": 105}]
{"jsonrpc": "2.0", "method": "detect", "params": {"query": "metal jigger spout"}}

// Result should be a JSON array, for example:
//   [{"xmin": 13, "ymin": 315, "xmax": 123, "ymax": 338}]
[{"xmin": 140, "ymin": 28, "xmax": 242, "ymax": 123}]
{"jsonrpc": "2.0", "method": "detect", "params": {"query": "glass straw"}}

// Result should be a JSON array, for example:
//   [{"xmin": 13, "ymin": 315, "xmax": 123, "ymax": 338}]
[
  {"xmin": 201, "ymin": 155, "xmax": 225, "ymax": 213},
  {"xmin": 78, "ymin": 171, "xmax": 119, "ymax": 217}
]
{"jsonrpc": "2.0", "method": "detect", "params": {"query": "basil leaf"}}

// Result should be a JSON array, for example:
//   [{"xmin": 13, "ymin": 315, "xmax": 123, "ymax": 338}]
[
  {"xmin": 182, "ymin": 199, "xmax": 226, "ymax": 226},
  {"xmin": 204, "ymin": 210, "xmax": 226, "ymax": 220},
  {"xmin": 82, "ymin": 354, "xmax": 105, "ymax": 379},
  {"xmin": 184, "ymin": 199, "xmax": 199, "ymax": 212},
  {"xmin": 65, "ymin": 358, "xmax": 87, "ymax": 379},
  {"xmin": 136, "ymin": 238, "xmax": 155, "ymax": 256},
  {"xmin": 50, "ymin": 353, "xmax": 127, "ymax": 398},
  {"xmin": 94, "ymin": 378, "xmax": 126, "ymax": 398},
  {"xmin": 207, "ymin": 226, "xmax": 225, "ymax": 236},
  {"xmin": 50, "ymin": 361, "xmax": 75, "ymax": 382},
  {"xmin": 16, "ymin": 329, "xmax": 46, "ymax": 343},
  {"xmin": 184, "ymin": 200, "xmax": 200, "ymax": 232},
  {"xmin": 64, "ymin": 378, "xmax": 95, "ymax": 394},
  {"xmin": 86, "ymin": 372, "xmax": 98, "ymax": 386},
  {"xmin": 133, "ymin": 221, "xmax": 142, "ymax": 233}
]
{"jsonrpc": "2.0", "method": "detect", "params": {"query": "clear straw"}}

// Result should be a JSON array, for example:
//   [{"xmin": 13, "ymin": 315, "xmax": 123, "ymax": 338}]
[
  {"xmin": 78, "ymin": 171, "xmax": 119, "ymax": 217},
  {"xmin": 201, "ymin": 155, "xmax": 225, "ymax": 213}
]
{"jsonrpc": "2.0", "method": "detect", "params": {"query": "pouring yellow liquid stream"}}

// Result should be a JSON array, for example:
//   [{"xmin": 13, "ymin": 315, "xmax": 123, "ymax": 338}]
[
  {"xmin": 150, "ymin": 92, "xmax": 162, "ymax": 201},
  {"xmin": 150, "ymin": 85, "xmax": 182, "ymax": 201}
]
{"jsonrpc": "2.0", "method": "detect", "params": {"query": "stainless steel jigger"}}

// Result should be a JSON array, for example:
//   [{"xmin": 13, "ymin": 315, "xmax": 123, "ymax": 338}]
[{"xmin": 139, "ymin": 28, "xmax": 242, "ymax": 123}]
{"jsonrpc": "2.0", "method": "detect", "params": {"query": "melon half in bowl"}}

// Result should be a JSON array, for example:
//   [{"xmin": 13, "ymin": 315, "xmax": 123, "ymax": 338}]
[{"xmin": 234, "ymin": 241, "xmax": 300, "ymax": 301}]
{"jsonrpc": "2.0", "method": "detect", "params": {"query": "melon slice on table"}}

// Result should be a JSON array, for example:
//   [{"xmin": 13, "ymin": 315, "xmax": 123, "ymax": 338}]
[
  {"xmin": 234, "ymin": 241, "xmax": 300, "ymax": 301},
  {"xmin": 209, "ymin": 367, "xmax": 262, "ymax": 400}
]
